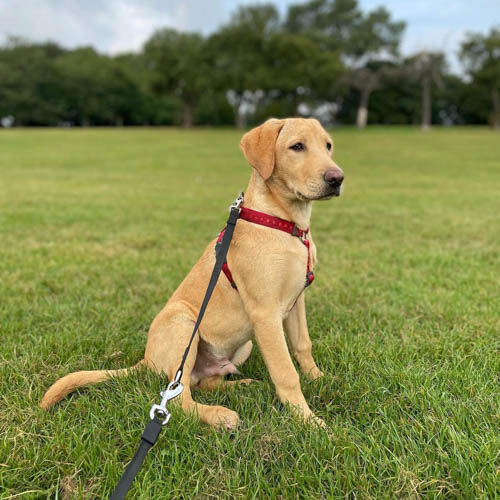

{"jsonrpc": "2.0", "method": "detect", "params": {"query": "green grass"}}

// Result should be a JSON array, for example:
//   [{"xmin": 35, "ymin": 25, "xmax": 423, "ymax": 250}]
[{"xmin": 0, "ymin": 126, "xmax": 499, "ymax": 499}]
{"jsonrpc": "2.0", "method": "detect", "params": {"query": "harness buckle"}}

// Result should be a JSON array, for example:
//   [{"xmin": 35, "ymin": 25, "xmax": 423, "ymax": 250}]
[
  {"xmin": 149, "ymin": 379, "xmax": 184, "ymax": 425},
  {"xmin": 229, "ymin": 192, "xmax": 244, "ymax": 212},
  {"xmin": 291, "ymin": 224, "xmax": 299, "ymax": 237}
]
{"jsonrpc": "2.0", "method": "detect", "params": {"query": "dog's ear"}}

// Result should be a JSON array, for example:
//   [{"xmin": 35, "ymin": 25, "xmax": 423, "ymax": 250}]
[{"xmin": 240, "ymin": 118, "xmax": 284, "ymax": 180}]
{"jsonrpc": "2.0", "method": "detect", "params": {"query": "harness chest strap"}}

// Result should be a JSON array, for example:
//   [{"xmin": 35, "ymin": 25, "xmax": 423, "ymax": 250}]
[{"xmin": 216, "ymin": 206, "xmax": 315, "ymax": 290}]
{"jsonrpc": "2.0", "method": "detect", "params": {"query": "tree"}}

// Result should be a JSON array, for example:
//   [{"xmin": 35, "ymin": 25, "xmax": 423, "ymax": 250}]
[
  {"xmin": 258, "ymin": 31, "xmax": 345, "ymax": 121},
  {"xmin": 0, "ymin": 38, "xmax": 67, "ymax": 125},
  {"xmin": 207, "ymin": 4, "xmax": 280, "ymax": 127},
  {"xmin": 460, "ymin": 27, "xmax": 500, "ymax": 129},
  {"xmin": 285, "ymin": 0, "xmax": 404, "ymax": 126},
  {"xmin": 405, "ymin": 52, "xmax": 446, "ymax": 130},
  {"xmin": 55, "ymin": 47, "xmax": 142, "ymax": 126},
  {"xmin": 285, "ymin": 0, "xmax": 405, "ymax": 59},
  {"xmin": 144, "ymin": 29, "xmax": 209, "ymax": 127},
  {"xmin": 113, "ymin": 52, "xmax": 180, "ymax": 125},
  {"xmin": 349, "ymin": 63, "xmax": 394, "ymax": 128}
]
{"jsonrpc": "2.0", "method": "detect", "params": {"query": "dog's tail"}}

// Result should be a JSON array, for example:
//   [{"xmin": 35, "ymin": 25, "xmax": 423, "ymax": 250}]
[{"xmin": 40, "ymin": 360, "xmax": 144, "ymax": 409}]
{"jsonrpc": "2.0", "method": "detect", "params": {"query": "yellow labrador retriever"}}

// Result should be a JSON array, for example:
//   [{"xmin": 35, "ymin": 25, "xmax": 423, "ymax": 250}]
[{"xmin": 41, "ymin": 117, "xmax": 344, "ymax": 429}]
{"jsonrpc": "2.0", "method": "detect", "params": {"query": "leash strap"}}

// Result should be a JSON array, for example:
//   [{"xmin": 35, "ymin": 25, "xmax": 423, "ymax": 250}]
[
  {"xmin": 174, "ymin": 196, "xmax": 242, "ymax": 382},
  {"xmin": 109, "ymin": 418, "xmax": 163, "ymax": 500},
  {"xmin": 109, "ymin": 193, "xmax": 243, "ymax": 500}
]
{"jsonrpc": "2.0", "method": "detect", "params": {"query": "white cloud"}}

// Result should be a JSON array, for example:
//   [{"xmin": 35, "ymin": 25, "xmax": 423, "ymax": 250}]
[
  {"xmin": 359, "ymin": 0, "xmax": 499, "ymax": 72},
  {"xmin": 0, "ymin": 0, "xmax": 236, "ymax": 53},
  {"xmin": 0, "ymin": 0, "xmax": 497, "ymax": 73}
]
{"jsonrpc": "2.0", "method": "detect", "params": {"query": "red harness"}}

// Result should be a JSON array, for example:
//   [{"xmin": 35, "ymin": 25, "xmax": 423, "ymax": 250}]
[{"xmin": 216, "ymin": 206, "xmax": 314, "ymax": 291}]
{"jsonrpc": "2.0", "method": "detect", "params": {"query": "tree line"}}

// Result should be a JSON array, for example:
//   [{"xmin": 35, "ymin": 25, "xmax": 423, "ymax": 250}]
[{"xmin": 0, "ymin": 0, "xmax": 498, "ymax": 129}]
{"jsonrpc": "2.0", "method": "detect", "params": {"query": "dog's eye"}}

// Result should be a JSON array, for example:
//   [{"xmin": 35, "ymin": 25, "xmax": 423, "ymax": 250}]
[
  {"xmin": 326, "ymin": 142, "xmax": 332, "ymax": 151},
  {"xmin": 290, "ymin": 142, "xmax": 304, "ymax": 152}
]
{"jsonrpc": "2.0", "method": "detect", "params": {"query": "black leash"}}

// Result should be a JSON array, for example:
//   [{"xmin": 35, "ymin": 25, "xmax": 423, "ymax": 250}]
[{"xmin": 109, "ymin": 194, "xmax": 244, "ymax": 500}]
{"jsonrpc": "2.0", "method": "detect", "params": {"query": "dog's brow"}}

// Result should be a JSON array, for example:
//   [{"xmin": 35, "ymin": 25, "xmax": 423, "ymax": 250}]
[{"xmin": 287, "ymin": 137, "xmax": 306, "ymax": 145}]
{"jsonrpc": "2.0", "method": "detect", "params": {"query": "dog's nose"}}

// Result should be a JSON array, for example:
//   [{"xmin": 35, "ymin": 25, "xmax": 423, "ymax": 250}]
[{"xmin": 323, "ymin": 168, "xmax": 344, "ymax": 187}]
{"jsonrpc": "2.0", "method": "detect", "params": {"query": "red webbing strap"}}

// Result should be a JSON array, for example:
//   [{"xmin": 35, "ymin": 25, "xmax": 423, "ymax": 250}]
[
  {"xmin": 303, "ymin": 238, "xmax": 314, "ymax": 287},
  {"xmin": 239, "ymin": 206, "xmax": 308, "ymax": 238},
  {"xmin": 217, "ymin": 229, "xmax": 237, "ymax": 289}
]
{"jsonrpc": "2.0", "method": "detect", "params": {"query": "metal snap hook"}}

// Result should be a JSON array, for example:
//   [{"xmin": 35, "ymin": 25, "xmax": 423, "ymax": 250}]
[{"xmin": 148, "ymin": 380, "xmax": 184, "ymax": 425}]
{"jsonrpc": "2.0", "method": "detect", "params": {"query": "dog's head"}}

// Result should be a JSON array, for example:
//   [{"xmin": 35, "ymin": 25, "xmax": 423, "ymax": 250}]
[{"xmin": 240, "ymin": 117, "xmax": 344, "ymax": 201}]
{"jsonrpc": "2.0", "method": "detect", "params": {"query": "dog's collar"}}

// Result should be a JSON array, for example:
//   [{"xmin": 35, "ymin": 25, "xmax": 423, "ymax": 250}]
[{"xmin": 239, "ymin": 206, "xmax": 309, "ymax": 239}]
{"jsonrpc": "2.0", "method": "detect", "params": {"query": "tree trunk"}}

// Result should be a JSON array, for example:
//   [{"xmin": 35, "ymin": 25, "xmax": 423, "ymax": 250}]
[
  {"xmin": 491, "ymin": 87, "xmax": 500, "ymax": 129},
  {"xmin": 356, "ymin": 89, "xmax": 371, "ymax": 129},
  {"xmin": 182, "ymin": 103, "xmax": 193, "ymax": 128},
  {"xmin": 234, "ymin": 95, "xmax": 245, "ymax": 129},
  {"xmin": 421, "ymin": 75, "xmax": 432, "ymax": 130},
  {"xmin": 236, "ymin": 108, "xmax": 246, "ymax": 129}
]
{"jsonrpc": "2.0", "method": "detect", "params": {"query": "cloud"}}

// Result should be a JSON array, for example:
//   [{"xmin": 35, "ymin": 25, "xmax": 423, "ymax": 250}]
[
  {"xmin": 359, "ymin": 0, "xmax": 499, "ymax": 72},
  {"xmin": 0, "ymin": 0, "xmax": 247, "ymax": 53},
  {"xmin": 0, "ymin": 0, "xmax": 496, "ymax": 73}
]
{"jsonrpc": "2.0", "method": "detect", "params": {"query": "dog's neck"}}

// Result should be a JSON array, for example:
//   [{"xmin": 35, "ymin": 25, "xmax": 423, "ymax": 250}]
[{"xmin": 244, "ymin": 172, "xmax": 312, "ymax": 230}]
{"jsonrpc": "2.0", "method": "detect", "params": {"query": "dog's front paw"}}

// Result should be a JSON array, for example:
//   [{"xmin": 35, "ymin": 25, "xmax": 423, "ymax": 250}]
[
  {"xmin": 209, "ymin": 406, "xmax": 240, "ymax": 430},
  {"xmin": 305, "ymin": 366, "xmax": 324, "ymax": 380},
  {"xmin": 308, "ymin": 414, "xmax": 327, "ymax": 429}
]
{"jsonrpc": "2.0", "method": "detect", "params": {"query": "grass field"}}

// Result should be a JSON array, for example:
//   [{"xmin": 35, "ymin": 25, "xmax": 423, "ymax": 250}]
[{"xmin": 0, "ymin": 126, "xmax": 498, "ymax": 499}]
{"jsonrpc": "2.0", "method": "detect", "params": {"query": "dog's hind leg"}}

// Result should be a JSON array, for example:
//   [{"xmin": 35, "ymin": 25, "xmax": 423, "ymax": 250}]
[
  {"xmin": 144, "ymin": 304, "xmax": 240, "ymax": 430},
  {"xmin": 196, "ymin": 341, "xmax": 255, "ymax": 392},
  {"xmin": 231, "ymin": 340, "xmax": 253, "ymax": 367}
]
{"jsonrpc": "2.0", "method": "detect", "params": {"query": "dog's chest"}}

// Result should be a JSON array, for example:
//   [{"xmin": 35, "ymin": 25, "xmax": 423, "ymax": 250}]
[
  {"xmin": 272, "ymin": 237, "xmax": 312, "ymax": 311},
  {"xmin": 225, "ymin": 223, "xmax": 314, "ymax": 314}
]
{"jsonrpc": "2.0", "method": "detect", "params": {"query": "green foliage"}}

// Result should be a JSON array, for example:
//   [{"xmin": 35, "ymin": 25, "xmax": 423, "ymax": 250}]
[
  {"xmin": 461, "ymin": 27, "xmax": 500, "ymax": 83},
  {"xmin": 54, "ymin": 47, "xmax": 142, "ymax": 125},
  {"xmin": 268, "ymin": 32, "xmax": 345, "ymax": 99},
  {"xmin": 206, "ymin": 4, "xmax": 282, "ymax": 126},
  {"xmin": 0, "ymin": 38, "xmax": 67, "ymax": 125},
  {"xmin": 144, "ymin": 29, "xmax": 210, "ymax": 127},
  {"xmin": 0, "ymin": 127, "xmax": 499, "ymax": 497},
  {"xmin": 339, "ymin": 78, "xmax": 420, "ymax": 125},
  {"xmin": 194, "ymin": 91, "xmax": 235, "ymax": 126},
  {"xmin": 285, "ymin": 0, "xmax": 405, "ymax": 58},
  {"xmin": 0, "ymin": 39, "xmax": 164, "ymax": 126},
  {"xmin": 0, "ymin": 4, "xmax": 496, "ymax": 127},
  {"xmin": 460, "ymin": 27, "xmax": 500, "ymax": 127}
]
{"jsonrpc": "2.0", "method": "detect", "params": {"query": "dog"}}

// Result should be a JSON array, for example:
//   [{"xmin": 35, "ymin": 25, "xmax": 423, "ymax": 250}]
[{"xmin": 40, "ymin": 117, "xmax": 344, "ymax": 429}]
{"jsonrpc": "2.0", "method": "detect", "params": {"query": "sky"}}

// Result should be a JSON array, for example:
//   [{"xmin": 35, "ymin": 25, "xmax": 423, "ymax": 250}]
[{"xmin": 0, "ymin": 0, "xmax": 498, "ymax": 74}]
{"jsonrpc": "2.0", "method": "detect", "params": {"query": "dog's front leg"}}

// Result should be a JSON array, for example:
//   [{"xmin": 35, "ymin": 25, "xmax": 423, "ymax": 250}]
[
  {"xmin": 252, "ymin": 310, "xmax": 324, "ymax": 426},
  {"xmin": 284, "ymin": 293, "xmax": 323, "ymax": 380}
]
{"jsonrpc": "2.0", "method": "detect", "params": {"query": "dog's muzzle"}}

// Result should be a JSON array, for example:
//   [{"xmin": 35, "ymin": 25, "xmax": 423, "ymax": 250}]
[{"xmin": 323, "ymin": 168, "xmax": 343, "ymax": 197}]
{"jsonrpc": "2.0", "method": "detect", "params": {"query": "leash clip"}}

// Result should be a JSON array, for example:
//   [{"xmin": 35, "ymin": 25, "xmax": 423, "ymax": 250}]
[
  {"xmin": 229, "ymin": 192, "xmax": 244, "ymax": 212},
  {"xmin": 149, "ymin": 380, "xmax": 184, "ymax": 425}
]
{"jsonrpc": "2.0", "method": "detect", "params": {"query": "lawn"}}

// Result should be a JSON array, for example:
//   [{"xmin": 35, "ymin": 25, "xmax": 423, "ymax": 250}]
[{"xmin": 0, "ymin": 126, "xmax": 498, "ymax": 499}]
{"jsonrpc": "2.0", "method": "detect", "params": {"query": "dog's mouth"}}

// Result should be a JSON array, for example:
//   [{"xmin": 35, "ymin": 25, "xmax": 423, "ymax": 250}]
[
  {"xmin": 319, "ymin": 187, "xmax": 341, "ymax": 199},
  {"xmin": 297, "ymin": 186, "xmax": 341, "ymax": 201}
]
